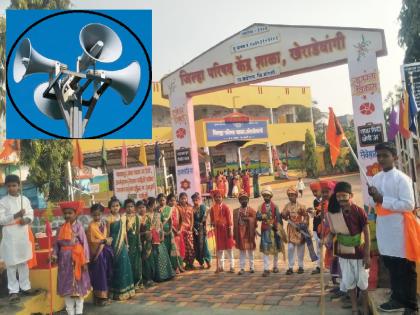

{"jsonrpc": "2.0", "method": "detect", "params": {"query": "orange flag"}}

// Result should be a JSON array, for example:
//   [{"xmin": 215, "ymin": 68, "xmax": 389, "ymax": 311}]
[
  {"xmin": 0, "ymin": 140, "xmax": 17, "ymax": 160},
  {"xmin": 326, "ymin": 107, "xmax": 344, "ymax": 167},
  {"xmin": 72, "ymin": 140, "xmax": 84, "ymax": 169}
]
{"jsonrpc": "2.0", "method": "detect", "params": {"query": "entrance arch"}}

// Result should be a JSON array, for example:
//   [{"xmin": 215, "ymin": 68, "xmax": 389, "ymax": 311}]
[{"xmin": 161, "ymin": 23, "xmax": 387, "ymax": 206}]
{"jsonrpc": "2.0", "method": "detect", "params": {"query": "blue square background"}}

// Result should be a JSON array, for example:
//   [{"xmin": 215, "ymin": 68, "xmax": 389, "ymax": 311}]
[{"xmin": 6, "ymin": 10, "xmax": 152, "ymax": 139}]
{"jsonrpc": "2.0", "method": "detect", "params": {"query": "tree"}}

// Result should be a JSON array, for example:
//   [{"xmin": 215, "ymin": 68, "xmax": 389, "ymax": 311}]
[
  {"xmin": 304, "ymin": 129, "xmax": 318, "ymax": 178},
  {"xmin": 8, "ymin": 0, "xmax": 71, "ymax": 9},
  {"xmin": 295, "ymin": 106, "xmax": 311, "ymax": 122},
  {"xmin": 20, "ymin": 140, "xmax": 73, "ymax": 201},
  {"xmin": 398, "ymin": 0, "xmax": 420, "ymax": 63}
]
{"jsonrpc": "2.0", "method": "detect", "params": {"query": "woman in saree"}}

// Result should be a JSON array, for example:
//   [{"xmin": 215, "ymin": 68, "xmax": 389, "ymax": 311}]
[
  {"xmin": 124, "ymin": 198, "xmax": 143, "ymax": 292},
  {"xmin": 151, "ymin": 195, "xmax": 175, "ymax": 282},
  {"xmin": 177, "ymin": 192, "xmax": 195, "ymax": 270},
  {"xmin": 141, "ymin": 198, "xmax": 155, "ymax": 287},
  {"xmin": 106, "ymin": 198, "xmax": 135, "ymax": 300},
  {"xmin": 169, "ymin": 194, "xmax": 185, "ymax": 265},
  {"xmin": 191, "ymin": 193, "xmax": 211, "ymax": 269},
  {"xmin": 87, "ymin": 204, "xmax": 113, "ymax": 306},
  {"xmin": 160, "ymin": 193, "xmax": 184, "ymax": 273}
]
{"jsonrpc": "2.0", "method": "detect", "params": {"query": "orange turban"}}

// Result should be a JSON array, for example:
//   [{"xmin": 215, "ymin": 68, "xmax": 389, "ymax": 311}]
[
  {"xmin": 287, "ymin": 186, "xmax": 298, "ymax": 195},
  {"xmin": 319, "ymin": 180, "xmax": 336, "ymax": 191},
  {"xmin": 309, "ymin": 181, "xmax": 321, "ymax": 192},
  {"xmin": 238, "ymin": 191, "xmax": 249, "ymax": 199},
  {"xmin": 59, "ymin": 201, "xmax": 85, "ymax": 215}
]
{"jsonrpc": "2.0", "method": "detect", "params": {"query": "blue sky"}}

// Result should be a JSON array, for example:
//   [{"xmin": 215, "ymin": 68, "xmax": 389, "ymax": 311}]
[{"xmin": 6, "ymin": 9, "xmax": 151, "ymax": 139}]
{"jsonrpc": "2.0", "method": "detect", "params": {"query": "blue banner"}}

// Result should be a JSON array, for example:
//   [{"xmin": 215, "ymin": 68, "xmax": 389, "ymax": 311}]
[{"xmin": 206, "ymin": 121, "xmax": 268, "ymax": 141}]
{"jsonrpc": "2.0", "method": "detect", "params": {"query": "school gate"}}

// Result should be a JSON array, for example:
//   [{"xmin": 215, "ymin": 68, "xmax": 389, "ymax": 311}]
[{"xmin": 160, "ymin": 23, "xmax": 387, "ymax": 208}]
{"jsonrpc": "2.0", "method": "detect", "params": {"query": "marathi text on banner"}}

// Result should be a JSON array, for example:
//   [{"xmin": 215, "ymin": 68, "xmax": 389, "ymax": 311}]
[{"xmin": 113, "ymin": 166, "xmax": 157, "ymax": 201}]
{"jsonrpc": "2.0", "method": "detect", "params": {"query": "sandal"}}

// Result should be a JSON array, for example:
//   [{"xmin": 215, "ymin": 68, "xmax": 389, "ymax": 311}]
[{"xmin": 9, "ymin": 293, "xmax": 20, "ymax": 304}]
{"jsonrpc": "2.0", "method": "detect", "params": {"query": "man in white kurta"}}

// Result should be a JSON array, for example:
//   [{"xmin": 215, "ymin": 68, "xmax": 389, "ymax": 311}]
[
  {"xmin": 368, "ymin": 142, "xmax": 418, "ymax": 314},
  {"xmin": 0, "ymin": 175, "xmax": 34, "ymax": 301}
]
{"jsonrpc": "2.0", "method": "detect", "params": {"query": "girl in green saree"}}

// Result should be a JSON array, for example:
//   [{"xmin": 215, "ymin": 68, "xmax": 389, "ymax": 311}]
[
  {"xmin": 161, "ymin": 194, "xmax": 184, "ymax": 274},
  {"xmin": 140, "ymin": 199, "xmax": 155, "ymax": 287},
  {"xmin": 107, "ymin": 198, "xmax": 135, "ymax": 300},
  {"xmin": 152, "ymin": 195, "xmax": 175, "ymax": 282},
  {"xmin": 124, "ymin": 198, "xmax": 143, "ymax": 292}
]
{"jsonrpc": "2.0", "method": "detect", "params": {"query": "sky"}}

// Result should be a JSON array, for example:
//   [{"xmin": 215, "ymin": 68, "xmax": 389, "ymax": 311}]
[{"xmin": 1, "ymin": 0, "xmax": 406, "ymax": 116}]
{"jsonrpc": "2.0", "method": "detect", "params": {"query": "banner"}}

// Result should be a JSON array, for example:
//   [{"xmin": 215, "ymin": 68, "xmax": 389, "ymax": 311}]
[
  {"xmin": 347, "ymin": 34, "xmax": 387, "ymax": 209},
  {"xmin": 113, "ymin": 166, "xmax": 157, "ymax": 201}
]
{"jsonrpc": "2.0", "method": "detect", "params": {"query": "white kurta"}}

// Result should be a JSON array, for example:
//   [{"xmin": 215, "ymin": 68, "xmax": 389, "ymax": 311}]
[
  {"xmin": 369, "ymin": 168, "xmax": 415, "ymax": 259},
  {"xmin": 0, "ymin": 194, "xmax": 34, "ymax": 267}
]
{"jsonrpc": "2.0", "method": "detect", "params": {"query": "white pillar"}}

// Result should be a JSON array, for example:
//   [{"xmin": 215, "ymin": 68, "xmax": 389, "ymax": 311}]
[
  {"xmin": 161, "ymin": 150, "xmax": 169, "ymax": 195},
  {"xmin": 238, "ymin": 146, "xmax": 242, "ymax": 170},
  {"xmin": 203, "ymin": 146, "xmax": 212, "ymax": 176},
  {"xmin": 67, "ymin": 161, "xmax": 74, "ymax": 201},
  {"xmin": 270, "ymin": 108, "xmax": 274, "ymax": 124},
  {"xmin": 267, "ymin": 143, "xmax": 274, "ymax": 175}
]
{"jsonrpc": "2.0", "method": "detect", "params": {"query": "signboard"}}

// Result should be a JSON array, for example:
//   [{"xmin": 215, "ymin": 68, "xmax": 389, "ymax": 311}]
[
  {"xmin": 357, "ymin": 123, "xmax": 384, "ymax": 147},
  {"xmin": 176, "ymin": 147, "xmax": 192, "ymax": 165},
  {"xmin": 113, "ymin": 166, "xmax": 157, "ymax": 201},
  {"xmin": 206, "ymin": 120, "xmax": 268, "ymax": 141},
  {"xmin": 403, "ymin": 62, "xmax": 420, "ymax": 107}
]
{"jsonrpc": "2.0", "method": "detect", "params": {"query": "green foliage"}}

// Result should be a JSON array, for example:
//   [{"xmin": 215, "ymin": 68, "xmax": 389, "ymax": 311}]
[
  {"xmin": 20, "ymin": 140, "xmax": 73, "ymax": 202},
  {"xmin": 304, "ymin": 129, "xmax": 318, "ymax": 178},
  {"xmin": 343, "ymin": 126, "xmax": 359, "ymax": 172},
  {"xmin": 398, "ymin": 0, "xmax": 420, "ymax": 63},
  {"xmin": 8, "ymin": 0, "xmax": 71, "ymax": 9},
  {"xmin": 295, "ymin": 107, "xmax": 311, "ymax": 122}
]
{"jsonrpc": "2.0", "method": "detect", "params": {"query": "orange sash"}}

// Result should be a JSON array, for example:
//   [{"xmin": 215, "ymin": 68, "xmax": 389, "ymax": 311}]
[
  {"xmin": 59, "ymin": 223, "xmax": 86, "ymax": 280},
  {"xmin": 376, "ymin": 204, "xmax": 420, "ymax": 262}
]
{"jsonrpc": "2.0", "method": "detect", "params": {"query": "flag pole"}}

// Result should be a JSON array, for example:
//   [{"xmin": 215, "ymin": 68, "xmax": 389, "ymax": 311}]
[{"xmin": 342, "ymin": 136, "xmax": 371, "ymax": 186}]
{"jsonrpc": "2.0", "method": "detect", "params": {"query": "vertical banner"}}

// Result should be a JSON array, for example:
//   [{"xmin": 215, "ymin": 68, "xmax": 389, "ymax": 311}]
[
  {"xmin": 169, "ymin": 91, "xmax": 201, "ymax": 197},
  {"xmin": 347, "ymin": 34, "xmax": 387, "ymax": 208}
]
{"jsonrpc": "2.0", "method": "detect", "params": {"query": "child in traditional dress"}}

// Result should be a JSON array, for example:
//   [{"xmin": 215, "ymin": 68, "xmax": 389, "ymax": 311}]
[
  {"xmin": 191, "ymin": 193, "xmax": 212, "ymax": 269},
  {"xmin": 210, "ymin": 189, "xmax": 235, "ymax": 273},
  {"xmin": 107, "ymin": 198, "xmax": 135, "ymax": 300},
  {"xmin": 233, "ymin": 191, "xmax": 257, "ymax": 275},
  {"xmin": 52, "ymin": 201, "xmax": 91, "ymax": 315},
  {"xmin": 124, "ymin": 198, "xmax": 143, "ymax": 292},
  {"xmin": 256, "ymin": 186, "xmax": 285, "ymax": 277},
  {"xmin": 282, "ymin": 187, "xmax": 309, "ymax": 275},
  {"xmin": 142, "ymin": 198, "xmax": 156, "ymax": 286},
  {"xmin": 177, "ymin": 193, "xmax": 195, "ymax": 270},
  {"xmin": 296, "ymin": 178, "xmax": 305, "ymax": 198},
  {"xmin": 167, "ymin": 194, "xmax": 185, "ymax": 272},
  {"xmin": 87, "ymin": 204, "xmax": 113, "ymax": 306},
  {"xmin": 0, "ymin": 174, "xmax": 37, "ymax": 304},
  {"xmin": 328, "ymin": 182, "xmax": 370, "ymax": 315},
  {"xmin": 369, "ymin": 142, "xmax": 419, "ymax": 314}
]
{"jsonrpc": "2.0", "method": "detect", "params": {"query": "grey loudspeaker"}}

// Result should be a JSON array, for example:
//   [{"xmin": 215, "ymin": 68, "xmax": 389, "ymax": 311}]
[
  {"xmin": 79, "ymin": 23, "xmax": 122, "ymax": 63},
  {"xmin": 34, "ymin": 82, "xmax": 63, "ymax": 120},
  {"xmin": 100, "ymin": 61, "xmax": 141, "ymax": 105},
  {"xmin": 13, "ymin": 38, "xmax": 58, "ymax": 83}
]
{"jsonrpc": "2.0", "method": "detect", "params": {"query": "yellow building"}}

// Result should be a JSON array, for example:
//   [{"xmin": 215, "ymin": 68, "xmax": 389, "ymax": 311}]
[{"xmin": 80, "ymin": 82, "xmax": 315, "ymax": 175}]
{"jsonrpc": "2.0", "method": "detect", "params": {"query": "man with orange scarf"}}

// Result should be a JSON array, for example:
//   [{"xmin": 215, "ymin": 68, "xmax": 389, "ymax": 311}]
[
  {"xmin": 52, "ymin": 201, "xmax": 91, "ymax": 315},
  {"xmin": 210, "ymin": 189, "xmax": 234, "ymax": 273},
  {"xmin": 0, "ymin": 174, "xmax": 37, "ymax": 304},
  {"xmin": 368, "ymin": 142, "xmax": 419, "ymax": 315}
]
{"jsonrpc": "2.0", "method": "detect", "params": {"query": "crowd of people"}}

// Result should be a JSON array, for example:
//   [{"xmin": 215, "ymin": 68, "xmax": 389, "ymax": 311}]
[
  {"xmin": 0, "ymin": 142, "xmax": 418, "ymax": 315},
  {"xmin": 208, "ymin": 168, "xmax": 260, "ymax": 199}
]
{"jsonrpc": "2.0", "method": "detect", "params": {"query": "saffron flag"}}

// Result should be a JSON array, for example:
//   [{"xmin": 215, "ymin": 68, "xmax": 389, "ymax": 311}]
[
  {"xmin": 72, "ymin": 140, "xmax": 84, "ymax": 169},
  {"xmin": 0, "ymin": 139, "xmax": 18, "ymax": 160},
  {"xmin": 139, "ymin": 142, "xmax": 148, "ymax": 166},
  {"xmin": 121, "ymin": 141, "xmax": 128, "ymax": 168},
  {"xmin": 399, "ymin": 90, "xmax": 411, "ymax": 139},
  {"xmin": 326, "ymin": 107, "xmax": 344, "ymax": 167},
  {"xmin": 387, "ymin": 106, "xmax": 399, "ymax": 141}
]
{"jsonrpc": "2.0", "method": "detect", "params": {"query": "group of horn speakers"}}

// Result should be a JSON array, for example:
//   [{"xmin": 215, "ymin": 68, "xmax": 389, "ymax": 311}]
[{"xmin": 13, "ymin": 23, "xmax": 141, "ymax": 122}]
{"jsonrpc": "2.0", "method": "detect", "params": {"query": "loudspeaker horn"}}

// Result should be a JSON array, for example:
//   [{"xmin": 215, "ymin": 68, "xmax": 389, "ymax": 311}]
[
  {"xmin": 34, "ymin": 82, "xmax": 63, "ymax": 120},
  {"xmin": 13, "ymin": 38, "xmax": 58, "ymax": 83},
  {"xmin": 100, "ymin": 61, "xmax": 141, "ymax": 105},
  {"xmin": 79, "ymin": 23, "xmax": 122, "ymax": 63}
]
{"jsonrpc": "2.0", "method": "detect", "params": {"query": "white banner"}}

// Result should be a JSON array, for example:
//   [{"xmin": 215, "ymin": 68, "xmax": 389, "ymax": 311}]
[
  {"xmin": 113, "ymin": 166, "xmax": 157, "ymax": 201},
  {"xmin": 347, "ymin": 33, "xmax": 387, "ymax": 209}
]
